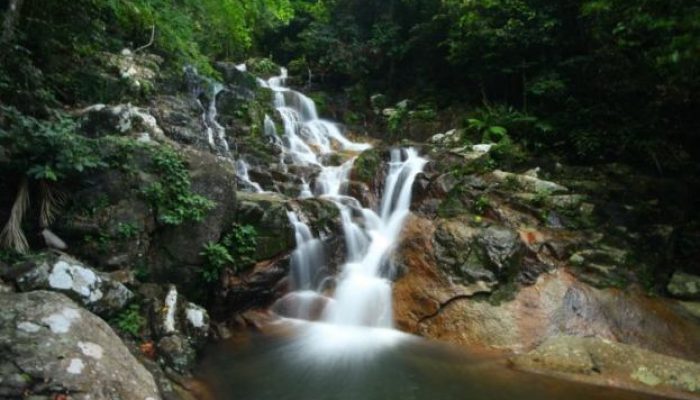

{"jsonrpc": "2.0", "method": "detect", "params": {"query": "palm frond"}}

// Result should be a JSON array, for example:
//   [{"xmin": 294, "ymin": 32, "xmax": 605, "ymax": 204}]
[
  {"xmin": 0, "ymin": 178, "xmax": 30, "ymax": 253},
  {"xmin": 39, "ymin": 180, "xmax": 66, "ymax": 228}
]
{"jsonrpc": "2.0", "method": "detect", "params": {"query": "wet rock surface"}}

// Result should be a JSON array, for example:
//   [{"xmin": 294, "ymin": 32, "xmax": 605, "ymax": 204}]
[{"xmin": 0, "ymin": 291, "xmax": 160, "ymax": 400}]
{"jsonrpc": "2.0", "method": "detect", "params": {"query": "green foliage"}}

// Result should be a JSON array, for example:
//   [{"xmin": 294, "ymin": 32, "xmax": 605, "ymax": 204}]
[
  {"xmin": 353, "ymin": 149, "xmax": 382, "ymax": 183},
  {"xmin": 0, "ymin": 250, "xmax": 25, "ymax": 265},
  {"xmin": 531, "ymin": 189, "xmax": 552, "ymax": 207},
  {"xmin": 387, "ymin": 108, "xmax": 408, "ymax": 134},
  {"xmin": 473, "ymin": 195, "xmax": 490, "ymax": 215},
  {"xmin": 0, "ymin": 107, "xmax": 105, "ymax": 182},
  {"xmin": 143, "ymin": 147, "xmax": 216, "ymax": 226},
  {"xmin": 116, "ymin": 222, "xmax": 139, "ymax": 239},
  {"xmin": 261, "ymin": 0, "xmax": 699, "ymax": 168},
  {"xmin": 199, "ymin": 224, "xmax": 257, "ymax": 283},
  {"xmin": 465, "ymin": 105, "xmax": 551, "ymax": 146},
  {"xmin": 111, "ymin": 303, "xmax": 145, "ymax": 336},
  {"xmin": 200, "ymin": 242, "xmax": 233, "ymax": 283},
  {"xmin": 221, "ymin": 224, "xmax": 258, "ymax": 270},
  {"xmin": 247, "ymin": 58, "xmax": 281, "ymax": 76}
]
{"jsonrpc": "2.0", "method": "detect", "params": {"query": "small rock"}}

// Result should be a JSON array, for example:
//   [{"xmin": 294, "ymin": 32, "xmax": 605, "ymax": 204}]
[
  {"xmin": 491, "ymin": 170, "xmax": 568, "ymax": 194},
  {"xmin": 668, "ymin": 271, "xmax": 700, "ymax": 300},
  {"xmin": 41, "ymin": 229, "xmax": 67, "ymax": 250}
]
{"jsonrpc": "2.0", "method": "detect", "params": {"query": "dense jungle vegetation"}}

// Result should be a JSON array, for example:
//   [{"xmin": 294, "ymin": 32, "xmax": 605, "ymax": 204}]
[
  {"xmin": 1, "ymin": 0, "xmax": 699, "ymax": 255},
  {"xmin": 2, "ymin": 0, "xmax": 699, "ymax": 168}
]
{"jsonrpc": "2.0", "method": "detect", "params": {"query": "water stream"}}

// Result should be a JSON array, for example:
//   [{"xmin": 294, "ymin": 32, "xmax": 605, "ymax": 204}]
[
  {"xmin": 256, "ymin": 67, "xmax": 424, "ymax": 331},
  {"xmin": 207, "ymin": 66, "xmax": 668, "ymax": 400}
]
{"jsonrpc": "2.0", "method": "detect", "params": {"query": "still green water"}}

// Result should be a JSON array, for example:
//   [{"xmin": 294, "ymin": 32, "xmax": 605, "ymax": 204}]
[{"xmin": 199, "ymin": 322, "xmax": 668, "ymax": 400}]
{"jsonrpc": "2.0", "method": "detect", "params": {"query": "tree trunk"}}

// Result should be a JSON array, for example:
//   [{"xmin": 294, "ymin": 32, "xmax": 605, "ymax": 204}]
[{"xmin": 1, "ymin": 0, "xmax": 25, "ymax": 45}]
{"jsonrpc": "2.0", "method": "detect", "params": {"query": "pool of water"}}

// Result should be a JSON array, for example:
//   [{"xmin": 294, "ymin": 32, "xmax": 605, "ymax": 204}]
[{"xmin": 199, "ymin": 320, "xmax": 668, "ymax": 400}]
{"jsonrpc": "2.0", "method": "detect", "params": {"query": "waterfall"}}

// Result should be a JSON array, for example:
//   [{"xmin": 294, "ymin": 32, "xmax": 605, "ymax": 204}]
[
  {"xmin": 235, "ymin": 159, "xmax": 264, "ymax": 193},
  {"xmin": 248, "ymin": 66, "xmax": 426, "ymax": 331}
]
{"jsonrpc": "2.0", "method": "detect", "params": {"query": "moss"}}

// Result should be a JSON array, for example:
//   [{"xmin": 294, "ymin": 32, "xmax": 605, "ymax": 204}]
[
  {"xmin": 487, "ymin": 280, "xmax": 520, "ymax": 305},
  {"xmin": 298, "ymin": 198, "xmax": 341, "ymax": 234},
  {"xmin": 352, "ymin": 148, "xmax": 383, "ymax": 184},
  {"xmin": 438, "ymin": 195, "xmax": 468, "ymax": 218}
]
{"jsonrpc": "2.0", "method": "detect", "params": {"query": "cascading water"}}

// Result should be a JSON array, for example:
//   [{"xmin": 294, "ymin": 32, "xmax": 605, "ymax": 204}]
[
  {"xmin": 246, "ymin": 67, "xmax": 427, "ymax": 333},
  {"xmin": 184, "ymin": 65, "xmax": 231, "ymax": 156},
  {"xmin": 235, "ymin": 159, "xmax": 264, "ymax": 193},
  {"xmin": 202, "ymin": 65, "xmax": 670, "ymax": 400},
  {"xmin": 326, "ymin": 148, "xmax": 426, "ymax": 328}
]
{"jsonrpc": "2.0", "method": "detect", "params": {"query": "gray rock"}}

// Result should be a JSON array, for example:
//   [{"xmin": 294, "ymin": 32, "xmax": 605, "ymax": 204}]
[
  {"xmin": 150, "ymin": 95, "xmax": 209, "ymax": 149},
  {"xmin": 145, "ymin": 285, "xmax": 209, "ymax": 374},
  {"xmin": 236, "ymin": 191, "xmax": 295, "ymax": 260},
  {"xmin": 0, "ymin": 291, "xmax": 160, "ymax": 400},
  {"xmin": 101, "ymin": 49, "xmax": 162, "ymax": 91},
  {"xmin": 433, "ymin": 219, "xmax": 497, "ymax": 287},
  {"xmin": 511, "ymin": 335, "xmax": 700, "ymax": 395},
  {"xmin": 156, "ymin": 334, "xmax": 197, "ymax": 375},
  {"xmin": 478, "ymin": 226, "xmax": 522, "ymax": 273},
  {"xmin": 41, "ymin": 229, "xmax": 67, "ymax": 250},
  {"xmin": 13, "ymin": 253, "xmax": 133, "ymax": 316},
  {"xmin": 79, "ymin": 103, "xmax": 164, "ymax": 141},
  {"xmin": 668, "ymin": 271, "xmax": 700, "ymax": 300},
  {"xmin": 491, "ymin": 169, "xmax": 568, "ymax": 194},
  {"xmin": 148, "ymin": 148, "xmax": 237, "ymax": 283},
  {"xmin": 568, "ymin": 246, "xmax": 630, "ymax": 288},
  {"xmin": 214, "ymin": 61, "xmax": 258, "ymax": 90}
]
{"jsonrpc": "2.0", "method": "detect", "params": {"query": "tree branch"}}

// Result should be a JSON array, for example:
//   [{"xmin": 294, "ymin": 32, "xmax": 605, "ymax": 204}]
[{"xmin": 134, "ymin": 24, "xmax": 156, "ymax": 53}]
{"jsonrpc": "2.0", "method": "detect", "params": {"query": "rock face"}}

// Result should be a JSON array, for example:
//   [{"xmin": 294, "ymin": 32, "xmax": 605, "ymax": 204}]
[
  {"xmin": 148, "ymin": 147, "xmax": 238, "ymax": 284},
  {"xmin": 396, "ymin": 260, "xmax": 700, "ymax": 360},
  {"xmin": 6, "ymin": 252, "xmax": 133, "ymax": 316},
  {"xmin": 0, "ymin": 291, "xmax": 160, "ymax": 400}
]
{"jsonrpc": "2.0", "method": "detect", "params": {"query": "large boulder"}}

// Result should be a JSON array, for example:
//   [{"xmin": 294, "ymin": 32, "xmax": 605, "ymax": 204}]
[
  {"xmin": 79, "ymin": 103, "xmax": 165, "ymax": 142},
  {"xmin": 0, "ymin": 291, "xmax": 160, "ymax": 399},
  {"xmin": 148, "ymin": 147, "xmax": 237, "ymax": 284},
  {"xmin": 150, "ymin": 95, "xmax": 209, "ymax": 148}
]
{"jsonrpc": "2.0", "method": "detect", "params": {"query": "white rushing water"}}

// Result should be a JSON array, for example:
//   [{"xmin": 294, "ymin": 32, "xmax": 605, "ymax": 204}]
[
  {"xmin": 235, "ymin": 159, "xmax": 264, "ymax": 193},
  {"xmin": 241, "ymin": 65, "xmax": 426, "ymax": 335}
]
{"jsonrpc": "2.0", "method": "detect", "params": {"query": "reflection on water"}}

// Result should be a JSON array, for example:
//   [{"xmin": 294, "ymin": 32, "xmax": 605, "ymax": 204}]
[{"xmin": 199, "ymin": 321, "xmax": 666, "ymax": 400}]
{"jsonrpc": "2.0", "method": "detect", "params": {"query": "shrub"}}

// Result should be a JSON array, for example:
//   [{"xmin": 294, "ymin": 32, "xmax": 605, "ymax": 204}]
[
  {"xmin": 143, "ymin": 147, "xmax": 216, "ymax": 226},
  {"xmin": 112, "ymin": 303, "xmax": 145, "ymax": 337},
  {"xmin": 200, "ymin": 242, "xmax": 233, "ymax": 283},
  {"xmin": 221, "ymin": 224, "xmax": 258, "ymax": 270},
  {"xmin": 199, "ymin": 224, "xmax": 257, "ymax": 284}
]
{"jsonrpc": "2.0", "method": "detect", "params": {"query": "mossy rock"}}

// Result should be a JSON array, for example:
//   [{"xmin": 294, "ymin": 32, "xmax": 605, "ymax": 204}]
[
  {"xmin": 235, "ymin": 192, "xmax": 295, "ymax": 261},
  {"xmin": 352, "ymin": 148, "xmax": 384, "ymax": 186}
]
